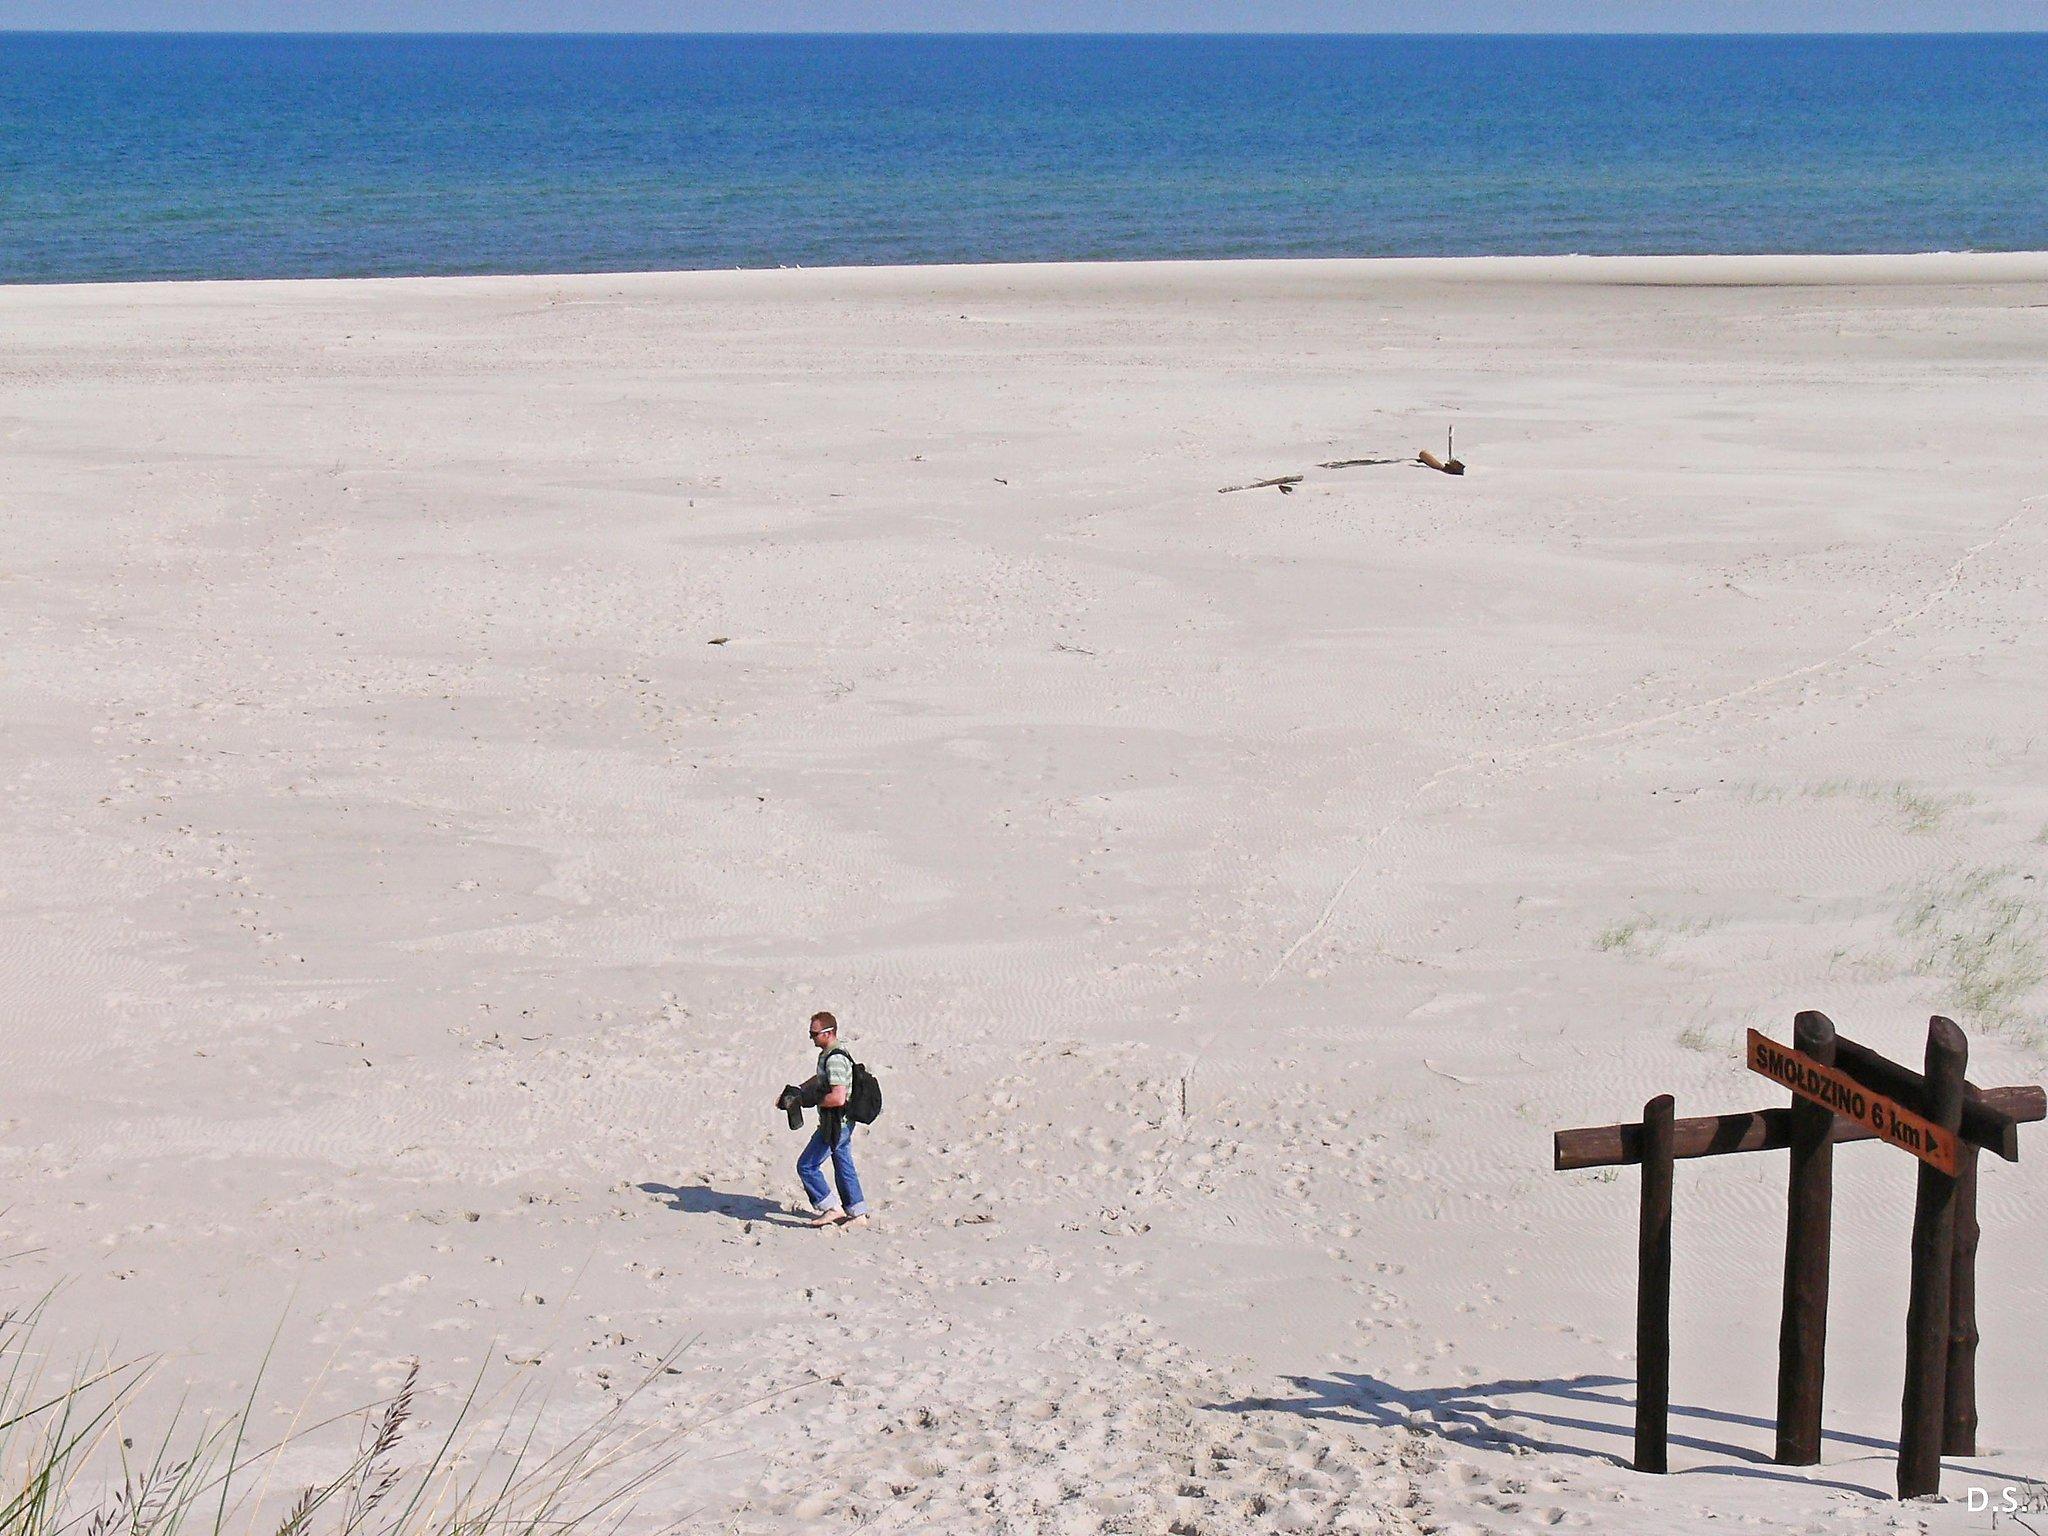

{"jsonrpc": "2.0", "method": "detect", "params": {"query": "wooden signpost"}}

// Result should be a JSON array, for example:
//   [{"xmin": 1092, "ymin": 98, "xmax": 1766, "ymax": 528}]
[
  {"xmin": 1553, "ymin": 1012, "xmax": 2044, "ymax": 1500},
  {"xmin": 1748, "ymin": 1027, "xmax": 1958, "ymax": 1174}
]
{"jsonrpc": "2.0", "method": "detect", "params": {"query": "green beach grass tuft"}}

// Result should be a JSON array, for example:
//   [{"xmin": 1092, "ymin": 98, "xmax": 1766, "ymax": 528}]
[
  {"xmin": 1595, "ymin": 918, "xmax": 1651, "ymax": 954},
  {"xmin": 0, "ymin": 1296, "xmax": 733, "ymax": 1536},
  {"xmin": 1805, "ymin": 779, "xmax": 1973, "ymax": 835},
  {"xmin": 1895, "ymin": 865, "xmax": 2047, "ymax": 1043},
  {"xmin": 1594, "ymin": 913, "xmax": 1718, "ymax": 958},
  {"xmin": 1731, "ymin": 778, "xmax": 1973, "ymax": 835},
  {"xmin": 1675, "ymin": 1020, "xmax": 1720, "ymax": 1054}
]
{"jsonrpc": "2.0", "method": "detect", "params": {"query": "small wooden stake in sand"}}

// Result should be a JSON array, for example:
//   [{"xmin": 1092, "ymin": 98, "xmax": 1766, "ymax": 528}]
[{"xmin": 1218, "ymin": 475, "xmax": 1301, "ymax": 494}]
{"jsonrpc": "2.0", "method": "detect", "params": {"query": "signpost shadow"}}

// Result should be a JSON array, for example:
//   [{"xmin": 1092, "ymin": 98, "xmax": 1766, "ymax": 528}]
[{"xmin": 1213, "ymin": 1371, "xmax": 1922, "ymax": 1500}]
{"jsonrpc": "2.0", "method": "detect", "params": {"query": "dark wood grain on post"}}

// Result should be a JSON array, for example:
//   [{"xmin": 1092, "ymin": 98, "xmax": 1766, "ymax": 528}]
[
  {"xmin": 1946, "ymin": 1141, "xmax": 1980, "ymax": 1456},
  {"xmin": 1636, "ymin": 1094, "xmax": 1675, "ymax": 1474},
  {"xmin": 1899, "ymin": 1017, "xmax": 1968, "ymax": 1499},
  {"xmin": 1833, "ymin": 1031, "xmax": 2020, "ymax": 1162},
  {"xmin": 1776, "ymin": 1010, "xmax": 1836, "ymax": 1464},
  {"xmin": 1551, "ymin": 1085, "xmax": 2042, "ymax": 1171}
]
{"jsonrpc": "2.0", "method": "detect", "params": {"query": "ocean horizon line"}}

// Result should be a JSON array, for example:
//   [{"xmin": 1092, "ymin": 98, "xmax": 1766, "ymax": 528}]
[
  {"xmin": 5, "ymin": 27, "xmax": 2047, "ymax": 36},
  {"xmin": 13, "ymin": 249, "xmax": 2048, "ymax": 297}
]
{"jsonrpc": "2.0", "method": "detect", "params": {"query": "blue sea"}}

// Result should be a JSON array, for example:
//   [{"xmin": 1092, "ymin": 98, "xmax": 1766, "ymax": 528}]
[{"xmin": 1, "ymin": 32, "xmax": 2045, "ymax": 284}]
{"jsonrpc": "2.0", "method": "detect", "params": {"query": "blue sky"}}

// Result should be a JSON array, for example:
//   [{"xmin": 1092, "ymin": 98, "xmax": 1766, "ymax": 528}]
[{"xmin": 0, "ymin": 2, "xmax": 2042, "ymax": 30}]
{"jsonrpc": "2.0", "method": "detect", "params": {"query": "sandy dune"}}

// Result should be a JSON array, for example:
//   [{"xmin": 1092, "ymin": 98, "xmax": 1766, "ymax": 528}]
[{"xmin": 4, "ymin": 254, "xmax": 2047, "ymax": 1532}]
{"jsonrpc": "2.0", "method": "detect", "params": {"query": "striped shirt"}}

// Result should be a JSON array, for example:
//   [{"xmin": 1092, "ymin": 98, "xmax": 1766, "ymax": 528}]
[{"xmin": 819, "ymin": 1046, "xmax": 854, "ymax": 1092}]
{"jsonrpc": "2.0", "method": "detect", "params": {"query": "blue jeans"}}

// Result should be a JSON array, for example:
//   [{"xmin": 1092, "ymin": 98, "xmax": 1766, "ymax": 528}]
[{"xmin": 798, "ymin": 1116, "xmax": 867, "ymax": 1216}]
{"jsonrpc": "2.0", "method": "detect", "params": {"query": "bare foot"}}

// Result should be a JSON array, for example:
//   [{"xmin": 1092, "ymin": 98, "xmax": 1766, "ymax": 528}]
[
  {"xmin": 807, "ymin": 1210, "xmax": 848, "ymax": 1228},
  {"xmin": 842, "ymin": 1214, "xmax": 871, "ymax": 1229}
]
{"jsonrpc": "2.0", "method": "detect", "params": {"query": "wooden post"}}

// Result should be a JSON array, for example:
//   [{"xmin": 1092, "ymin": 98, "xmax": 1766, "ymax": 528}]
[
  {"xmin": 1776, "ymin": 1010, "xmax": 1835, "ymax": 1464},
  {"xmin": 1945, "ymin": 1141, "xmax": 1980, "ymax": 1456},
  {"xmin": 1898, "ymin": 1016, "xmax": 1967, "ymax": 1499},
  {"xmin": 1636, "ymin": 1094, "xmax": 1675, "ymax": 1473}
]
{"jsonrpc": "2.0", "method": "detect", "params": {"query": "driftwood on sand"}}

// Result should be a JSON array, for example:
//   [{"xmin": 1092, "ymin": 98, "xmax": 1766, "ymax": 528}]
[{"xmin": 1420, "ymin": 426, "xmax": 1467, "ymax": 475}]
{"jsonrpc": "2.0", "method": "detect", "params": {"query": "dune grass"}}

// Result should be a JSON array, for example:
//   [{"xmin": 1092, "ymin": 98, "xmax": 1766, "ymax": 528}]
[
  {"xmin": 1, "ymin": 1298, "xmax": 708, "ymax": 1536},
  {"xmin": 1674, "ymin": 1019, "xmax": 1721, "ymax": 1054},
  {"xmin": 1806, "ymin": 779, "xmax": 1973, "ymax": 836},
  {"xmin": 1594, "ymin": 918, "xmax": 1651, "ymax": 955},
  {"xmin": 1731, "ymin": 778, "xmax": 1973, "ymax": 835},
  {"xmin": 1594, "ymin": 912, "xmax": 1719, "ymax": 958},
  {"xmin": 1896, "ymin": 865, "xmax": 2047, "ymax": 1044}
]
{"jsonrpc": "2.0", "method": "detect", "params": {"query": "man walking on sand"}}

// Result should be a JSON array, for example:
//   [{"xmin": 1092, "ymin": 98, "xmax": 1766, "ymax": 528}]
[{"xmin": 791, "ymin": 1011, "xmax": 869, "ymax": 1228}]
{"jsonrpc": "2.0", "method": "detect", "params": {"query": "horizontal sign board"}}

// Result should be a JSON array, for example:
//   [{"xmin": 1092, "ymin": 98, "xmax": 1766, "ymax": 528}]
[{"xmin": 1747, "ymin": 1029, "xmax": 1958, "ymax": 1176}]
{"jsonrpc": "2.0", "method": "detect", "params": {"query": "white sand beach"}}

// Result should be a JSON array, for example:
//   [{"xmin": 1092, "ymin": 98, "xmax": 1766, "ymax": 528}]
[{"xmin": 4, "ymin": 253, "xmax": 2047, "ymax": 1533}]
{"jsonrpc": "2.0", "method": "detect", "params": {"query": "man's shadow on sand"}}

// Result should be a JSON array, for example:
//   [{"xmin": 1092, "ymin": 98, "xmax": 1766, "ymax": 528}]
[
  {"xmin": 1214, "ymin": 1371, "xmax": 2039, "ymax": 1501},
  {"xmin": 638, "ymin": 1182, "xmax": 809, "ymax": 1228}
]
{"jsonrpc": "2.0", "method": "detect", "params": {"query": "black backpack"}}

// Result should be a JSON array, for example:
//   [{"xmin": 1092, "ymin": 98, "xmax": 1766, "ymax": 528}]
[{"xmin": 826, "ymin": 1047, "xmax": 884, "ymax": 1125}]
